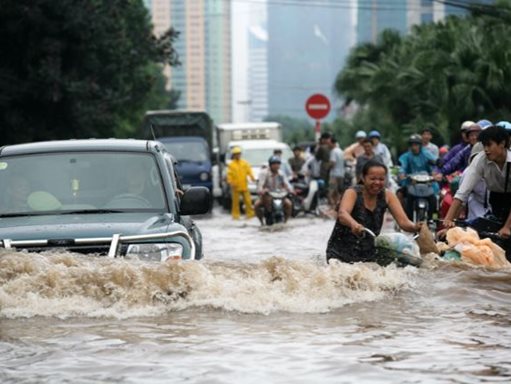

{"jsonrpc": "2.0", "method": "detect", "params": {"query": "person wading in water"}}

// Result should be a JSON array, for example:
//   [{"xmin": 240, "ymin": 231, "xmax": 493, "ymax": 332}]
[{"xmin": 326, "ymin": 159, "xmax": 421, "ymax": 264}]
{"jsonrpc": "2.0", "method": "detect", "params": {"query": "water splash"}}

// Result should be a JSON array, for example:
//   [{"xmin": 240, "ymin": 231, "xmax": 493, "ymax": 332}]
[{"xmin": 0, "ymin": 249, "xmax": 417, "ymax": 319}]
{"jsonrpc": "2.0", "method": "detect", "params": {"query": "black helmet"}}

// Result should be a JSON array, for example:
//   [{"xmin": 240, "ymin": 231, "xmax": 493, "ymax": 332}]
[
  {"xmin": 268, "ymin": 155, "xmax": 281, "ymax": 165},
  {"xmin": 408, "ymin": 134, "xmax": 422, "ymax": 145}
]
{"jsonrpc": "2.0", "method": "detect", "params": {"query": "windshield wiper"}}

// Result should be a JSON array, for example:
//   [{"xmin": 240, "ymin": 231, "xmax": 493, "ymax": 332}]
[
  {"xmin": 0, "ymin": 212, "xmax": 42, "ymax": 218},
  {"xmin": 57, "ymin": 209, "xmax": 126, "ymax": 215}
]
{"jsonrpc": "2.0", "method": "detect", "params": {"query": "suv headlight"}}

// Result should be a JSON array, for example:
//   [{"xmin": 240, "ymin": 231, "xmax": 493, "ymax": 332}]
[{"xmin": 126, "ymin": 243, "xmax": 183, "ymax": 262}]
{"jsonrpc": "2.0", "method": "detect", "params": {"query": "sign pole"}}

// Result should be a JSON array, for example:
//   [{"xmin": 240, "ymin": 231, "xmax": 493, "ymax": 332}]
[{"xmin": 315, "ymin": 120, "xmax": 321, "ymax": 142}]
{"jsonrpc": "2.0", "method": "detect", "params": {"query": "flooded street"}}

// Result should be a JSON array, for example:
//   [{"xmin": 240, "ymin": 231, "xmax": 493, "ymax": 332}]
[{"xmin": 1, "ymin": 209, "xmax": 511, "ymax": 383}]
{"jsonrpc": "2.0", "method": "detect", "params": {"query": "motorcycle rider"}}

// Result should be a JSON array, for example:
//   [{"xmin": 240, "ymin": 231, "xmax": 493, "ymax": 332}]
[
  {"xmin": 421, "ymin": 127, "xmax": 439, "ymax": 161},
  {"xmin": 439, "ymin": 120, "xmax": 473, "ymax": 167},
  {"xmin": 355, "ymin": 138, "xmax": 384, "ymax": 182},
  {"xmin": 344, "ymin": 130, "xmax": 367, "ymax": 162},
  {"xmin": 442, "ymin": 125, "xmax": 511, "ymax": 260},
  {"xmin": 288, "ymin": 146, "xmax": 305, "ymax": 178},
  {"xmin": 326, "ymin": 159, "xmax": 421, "ymax": 265},
  {"xmin": 398, "ymin": 134, "xmax": 439, "ymax": 219},
  {"xmin": 254, "ymin": 156, "xmax": 294, "ymax": 225},
  {"xmin": 273, "ymin": 148, "xmax": 292, "ymax": 179},
  {"xmin": 369, "ymin": 130, "xmax": 393, "ymax": 168},
  {"xmin": 434, "ymin": 122, "xmax": 483, "ymax": 178}
]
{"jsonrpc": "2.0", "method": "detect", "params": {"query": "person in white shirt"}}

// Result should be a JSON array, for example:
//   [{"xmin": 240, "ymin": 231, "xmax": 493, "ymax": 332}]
[
  {"xmin": 443, "ymin": 126, "xmax": 511, "ymax": 260},
  {"xmin": 273, "ymin": 148, "xmax": 292, "ymax": 179},
  {"xmin": 368, "ymin": 130, "xmax": 393, "ymax": 168},
  {"xmin": 328, "ymin": 137, "xmax": 345, "ymax": 207},
  {"xmin": 421, "ymin": 127, "xmax": 439, "ymax": 161}
]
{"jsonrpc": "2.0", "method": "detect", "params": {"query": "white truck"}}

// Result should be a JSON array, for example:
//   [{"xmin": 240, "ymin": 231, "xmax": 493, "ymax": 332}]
[{"xmin": 212, "ymin": 122, "xmax": 293, "ymax": 209}]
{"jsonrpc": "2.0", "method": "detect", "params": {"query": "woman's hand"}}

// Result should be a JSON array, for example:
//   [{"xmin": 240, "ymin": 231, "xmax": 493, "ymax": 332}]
[
  {"xmin": 351, "ymin": 222, "xmax": 365, "ymax": 236},
  {"xmin": 498, "ymin": 226, "xmax": 511, "ymax": 239},
  {"xmin": 443, "ymin": 219, "xmax": 456, "ymax": 229},
  {"xmin": 414, "ymin": 222, "xmax": 423, "ymax": 232}
]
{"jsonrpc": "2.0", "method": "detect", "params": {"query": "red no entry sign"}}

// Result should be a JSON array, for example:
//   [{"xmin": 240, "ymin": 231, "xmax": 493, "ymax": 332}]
[{"xmin": 305, "ymin": 94, "xmax": 331, "ymax": 120}]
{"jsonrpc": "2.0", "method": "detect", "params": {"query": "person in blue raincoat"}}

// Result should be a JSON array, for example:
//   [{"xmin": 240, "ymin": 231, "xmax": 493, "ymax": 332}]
[{"xmin": 397, "ymin": 134, "xmax": 439, "ymax": 219}]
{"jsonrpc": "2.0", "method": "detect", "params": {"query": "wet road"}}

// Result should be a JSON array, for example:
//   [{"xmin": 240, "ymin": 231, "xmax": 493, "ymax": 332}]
[{"xmin": 1, "ymin": 208, "xmax": 511, "ymax": 383}]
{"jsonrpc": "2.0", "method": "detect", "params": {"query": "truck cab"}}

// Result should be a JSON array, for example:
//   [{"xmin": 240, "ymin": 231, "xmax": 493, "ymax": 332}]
[{"xmin": 141, "ymin": 111, "xmax": 215, "ymax": 196}]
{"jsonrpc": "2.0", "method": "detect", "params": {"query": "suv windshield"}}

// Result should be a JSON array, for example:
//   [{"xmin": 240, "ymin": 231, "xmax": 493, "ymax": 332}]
[{"xmin": 0, "ymin": 152, "xmax": 167, "ymax": 215}]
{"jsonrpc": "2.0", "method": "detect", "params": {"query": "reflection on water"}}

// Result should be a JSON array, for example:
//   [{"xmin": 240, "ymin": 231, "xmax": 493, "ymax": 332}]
[{"xmin": 1, "ymin": 212, "xmax": 511, "ymax": 383}]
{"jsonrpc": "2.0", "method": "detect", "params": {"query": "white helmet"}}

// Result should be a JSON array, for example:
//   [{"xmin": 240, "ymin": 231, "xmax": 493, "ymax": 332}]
[
  {"xmin": 460, "ymin": 121, "xmax": 475, "ymax": 131},
  {"xmin": 355, "ymin": 130, "xmax": 367, "ymax": 139}
]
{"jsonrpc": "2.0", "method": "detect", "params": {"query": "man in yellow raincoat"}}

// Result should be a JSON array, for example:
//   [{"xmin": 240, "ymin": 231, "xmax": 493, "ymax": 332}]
[{"xmin": 227, "ymin": 147, "xmax": 255, "ymax": 219}]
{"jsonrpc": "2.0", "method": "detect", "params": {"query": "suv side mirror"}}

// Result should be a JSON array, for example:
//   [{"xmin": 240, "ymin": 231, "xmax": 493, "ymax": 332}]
[{"xmin": 180, "ymin": 186, "xmax": 211, "ymax": 215}]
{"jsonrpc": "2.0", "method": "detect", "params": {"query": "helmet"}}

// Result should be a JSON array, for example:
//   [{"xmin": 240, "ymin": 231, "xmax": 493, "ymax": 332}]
[
  {"xmin": 408, "ymin": 134, "xmax": 422, "ymax": 145},
  {"xmin": 460, "ymin": 121, "xmax": 475, "ymax": 131},
  {"xmin": 231, "ymin": 146, "xmax": 242, "ymax": 155},
  {"xmin": 496, "ymin": 121, "xmax": 511, "ymax": 131},
  {"xmin": 355, "ymin": 130, "xmax": 367, "ymax": 139},
  {"xmin": 476, "ymin": 119, "xmax": 492, "ymax": 130},
  {"xmin": 368, "ymin": 130, "xmax": 381, "ymax": 138},
  {"xmin": 268, "ymin": 155, "xmax": 281, "ymax": 165},
  {"xmin": 465, "ymin": 123, "xmax": 482, "ymax": 133}
]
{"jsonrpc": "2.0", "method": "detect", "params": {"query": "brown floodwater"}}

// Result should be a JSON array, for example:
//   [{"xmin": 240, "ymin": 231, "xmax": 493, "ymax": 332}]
[{"xmin": 1, "ymin": 210, "xmax": 510, "ymax": 383}]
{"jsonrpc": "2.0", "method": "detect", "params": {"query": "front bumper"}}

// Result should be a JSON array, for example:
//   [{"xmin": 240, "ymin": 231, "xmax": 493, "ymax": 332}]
[{"xmin": 0, "ymin": 230, "xmax": 196, "ymax": 260}]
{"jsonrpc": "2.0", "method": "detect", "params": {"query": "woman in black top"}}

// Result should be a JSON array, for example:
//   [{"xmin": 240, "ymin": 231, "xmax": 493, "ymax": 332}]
[{"xmin": 326, "ymin": 159, "xmax": 420, "ymax": 264}]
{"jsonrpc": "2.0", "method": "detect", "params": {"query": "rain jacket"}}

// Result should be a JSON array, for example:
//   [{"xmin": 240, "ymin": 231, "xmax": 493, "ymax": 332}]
[
  {"xmin": 227, "ymin": 159, "xmax": 254, "ymax": 191},
  {"xmin": 437, "ymin": 144, "xmax": 471, "ymax": 176},
  {"xmin": 441, "ymin": 142, "xmax": 468, "ymax": 166},
  {"xmin": 398, "ymin": 147, "xmax": 439, "ymax": 193}
]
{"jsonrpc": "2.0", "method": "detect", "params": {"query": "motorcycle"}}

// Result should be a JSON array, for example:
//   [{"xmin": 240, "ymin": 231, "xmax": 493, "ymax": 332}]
[
  {"xmin": 264, "ymin": 190, "xmax": 289, "ymax": 226},
  {"xmin": 406, "ymin": 173, "xmax": 438, "ymax": 223},
  {"xmin": 289, "ymin": 175, "xmax": 320, "ymax": 217},
  {"xmin": 438, "ymin": 174, "xmax": 461, "ymax": 221}
]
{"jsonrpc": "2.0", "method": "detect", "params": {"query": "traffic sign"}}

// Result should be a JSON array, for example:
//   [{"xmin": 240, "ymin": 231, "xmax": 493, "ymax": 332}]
[{"xmin": 305, "ymin": 94, "xmax": 331, "ymax": 120}]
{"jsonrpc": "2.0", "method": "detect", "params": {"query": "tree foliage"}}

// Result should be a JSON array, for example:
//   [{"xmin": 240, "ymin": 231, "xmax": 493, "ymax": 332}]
[
  {"xmin": 0, "ymin": 0, "xmax": 180, "ymax": 145},
  {"xmin": 335, "ymin": 1, "xmax": 511, "ymax": 151}
]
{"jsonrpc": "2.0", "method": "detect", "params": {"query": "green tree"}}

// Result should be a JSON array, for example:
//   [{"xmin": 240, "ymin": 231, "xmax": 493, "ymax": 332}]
[
  {"xmin": 335, "ymin": 1, "xmax": 511, "ymax": 152},
  {"xmin": 0, "ymin": 0, "xmax": 180, "ymax": 146}
]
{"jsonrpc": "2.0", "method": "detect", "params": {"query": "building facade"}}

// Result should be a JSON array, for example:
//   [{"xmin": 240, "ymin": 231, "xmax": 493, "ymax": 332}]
[
  {"xmin": 356, "ymin": 0, "xmax": 468, "ymax": 44},
  {"xmin": 144, "ymin": 0, "xmax": 231, "ymax": 124},
  {"xmin": 266, "ymin": 0, "xmax": 353, "ymax": 121}
]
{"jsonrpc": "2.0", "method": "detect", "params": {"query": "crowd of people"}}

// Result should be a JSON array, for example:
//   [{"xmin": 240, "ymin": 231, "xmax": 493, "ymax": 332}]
[{"xmin": 225, "ymin": 120, "xmax": 511, "ymax": 264}]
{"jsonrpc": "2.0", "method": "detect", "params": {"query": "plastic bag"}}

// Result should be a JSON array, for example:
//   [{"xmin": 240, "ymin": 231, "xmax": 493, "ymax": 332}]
[
  {"xmin": 445, "ymin": 227, "xmax": 511, "ymax": 268},
  {"xmin": 375, "ymin": 232, "xmax": 422, "ymax": 266}
]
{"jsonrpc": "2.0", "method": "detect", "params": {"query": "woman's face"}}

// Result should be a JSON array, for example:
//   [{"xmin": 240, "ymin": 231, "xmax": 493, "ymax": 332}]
[
  {"xmin": 467, "ymin": 131, "xmax": 480, "ymax": 145},
  {"xmin": 362, "ymin": 166, "xmax": 386, "ymax": 194}
]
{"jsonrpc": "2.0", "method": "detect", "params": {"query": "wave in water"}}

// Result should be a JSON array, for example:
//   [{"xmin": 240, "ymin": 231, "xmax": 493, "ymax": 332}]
[{"xmin": 0, "ymin": 249, "xmax": 418, "ymax": 319}]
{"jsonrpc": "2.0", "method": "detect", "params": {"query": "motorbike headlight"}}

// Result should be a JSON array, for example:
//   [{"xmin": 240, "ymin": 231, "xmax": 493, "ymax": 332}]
[
  {"xmin": 126, "ymin": 243, "xmax": 183, "ymax": 262},
  {"xmin": 200, "ymin": 172, "xmax": 209, "ymax": 181}
]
